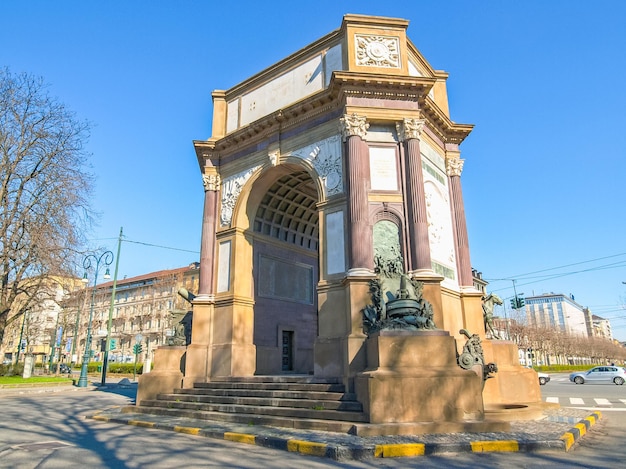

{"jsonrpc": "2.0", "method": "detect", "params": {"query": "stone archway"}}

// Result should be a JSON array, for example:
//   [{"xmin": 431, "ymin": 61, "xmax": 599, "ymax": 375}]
[{"xmin": 248, "ymin": 169, "xmax": 320, "ymax": 375}]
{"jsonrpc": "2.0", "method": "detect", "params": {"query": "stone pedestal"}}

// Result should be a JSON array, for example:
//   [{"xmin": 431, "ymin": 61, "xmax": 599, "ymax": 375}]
[
  {"xmin": 482, "ymin": 340, "xmax": 542, "ymax": 406},
  {"xmin": 136, "ymin": 346, "xmax": 186, "ymax": 405},
  {"xmin": 355, "ymin": 330, "xmax": 484, "ymax": 424}
]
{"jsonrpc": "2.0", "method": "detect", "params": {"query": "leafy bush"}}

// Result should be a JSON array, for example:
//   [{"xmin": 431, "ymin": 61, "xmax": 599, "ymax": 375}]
[
  {"xmin": 108, "ymin": 363, "xmax": 143, "ymax": 374},
  {"xmin": 0, "ymin": 363, "xmax": 24, "ymax": 376}
]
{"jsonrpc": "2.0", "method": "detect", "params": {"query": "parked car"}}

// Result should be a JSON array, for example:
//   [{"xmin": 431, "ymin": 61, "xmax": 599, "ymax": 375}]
[
  {"xmin": 569, "ymin": 366, "xmax": 626, "ymax": 385},
  {"xmin": 51, "ymin": 363, "xmax": 72, "ymax": 373},
  {"xmin": 538, "ymin": 372, "xmax": 550, "ymax": 385}
]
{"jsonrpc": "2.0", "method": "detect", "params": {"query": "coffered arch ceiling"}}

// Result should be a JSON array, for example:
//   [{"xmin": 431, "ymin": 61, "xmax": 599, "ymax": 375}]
[{"xmin": 253, "ymin": 171, "xmax": 319, "ymax": 251}]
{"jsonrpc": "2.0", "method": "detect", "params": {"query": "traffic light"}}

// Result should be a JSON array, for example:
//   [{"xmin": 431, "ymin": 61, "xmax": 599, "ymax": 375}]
[
  {"xmin": 518, "ymin": 297, "xmax": 525, "ymax": 308},
  {"xmin": 510, "ymin": 298, "xmax": 516, "ymax": 309},
  {"xmin": 109, "ymin": 339, "xmax": 117, "ymax": 351},
  {"xmin": 133, "ymin": 343, "xmax": 143, "ymax": 355}
]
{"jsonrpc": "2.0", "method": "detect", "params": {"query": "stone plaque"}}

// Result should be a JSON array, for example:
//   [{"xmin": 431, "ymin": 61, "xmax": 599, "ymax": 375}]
[
  {"xmin": 326, "ymin": 211, "xmax": 345, "ymax": 274},
  {"xmin": 217, "ymin": 241, "xmax": 231, "ymax": 293},
  {"xmin": 258, "ymin": 255, "xmax": 313, "ymax": 304},
  {"xmin": 369, "ymin": 146, "xmax": 398, "ymax": 191}
]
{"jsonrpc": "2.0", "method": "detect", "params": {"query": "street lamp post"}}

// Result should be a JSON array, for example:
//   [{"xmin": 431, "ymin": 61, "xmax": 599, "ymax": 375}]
[
  {"xmin": 76, "ymin": 251, "xmax": 113, "ymax": 388},
  {"xmin": 101, "ymin": 227, "xmax": 123, "ymax": 386}
]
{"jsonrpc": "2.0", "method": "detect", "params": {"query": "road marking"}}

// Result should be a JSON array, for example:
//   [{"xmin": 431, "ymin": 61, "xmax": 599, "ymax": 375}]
[
  {"xmin": 620, "ymin": 399, "xmax": 626, "ymax": 405},
  {"xmin": 570, "ymin": 397, "xmax": 585, "ymax": 405},
  {"xmin": 594, "ymin": 398, "xmax": 611, "ymax": 406},
  {"xmin": 546, "ymin": 397, "xmax": 559, "ymax": 404}
]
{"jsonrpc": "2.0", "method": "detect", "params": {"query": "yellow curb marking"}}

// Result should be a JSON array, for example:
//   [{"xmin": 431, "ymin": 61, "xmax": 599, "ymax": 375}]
[
  {"xmin": 374, "ymin": 443, "xmax": 426, "ymax": 458},
  {"xmin": 287, "ymin": 440, "xmax": 327, "ymax": 456},
  {"xmin": 560, "ymin": 412, "xmax": 602, "ymax": 451},
  {"xmin": 174, "ymin": 426, "xmax": 201, "ymax": 435},
  {"xmin": 224, "ymin": 432, "xmax": 256, "ymax": 445},
  {"xmin": 91, "ymin": 415, "xmax": 109, "ymax": 422},
  {"xmin": 471, "ymin": 440, "xmax": 519, "ymax": 452},
  {"xmin": 574, "ymin": 422, "xmax": 587, "ymax": 437},
  {"xmin": 561, "ymin": 432, "xmax": 575, "ymax": 451},
  {"xmin": 128, "ymin": 420, "xmax": 155, "ymax": 428}
]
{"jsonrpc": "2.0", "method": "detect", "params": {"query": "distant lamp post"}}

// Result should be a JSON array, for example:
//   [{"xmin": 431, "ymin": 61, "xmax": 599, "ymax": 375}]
[
  {"xmin": 101, "ymin": 227, "xmax": 123, "ymax": 386},
  {"xmin": 76, "ymin": 251, "xmax": 113, "ymax": 387}
]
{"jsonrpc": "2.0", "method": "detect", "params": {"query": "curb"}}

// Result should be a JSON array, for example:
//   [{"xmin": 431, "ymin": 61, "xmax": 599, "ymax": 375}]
[
  {"xmin": 559, "ymin": 411, "xmax": 602, "ymax": 451},
  {"xmin": 89, "ymin": 411, "xmax": 603, "ymax": 460}
]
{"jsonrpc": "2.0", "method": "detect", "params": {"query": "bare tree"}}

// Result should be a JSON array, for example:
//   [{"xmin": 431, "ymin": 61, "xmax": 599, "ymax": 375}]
[{"xmin": 0, "ymin": 68, "xmax": 94, "ymax": 345}]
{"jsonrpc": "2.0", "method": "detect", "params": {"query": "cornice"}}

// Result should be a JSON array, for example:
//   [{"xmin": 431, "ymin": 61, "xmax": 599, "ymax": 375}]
[
  {"xmin": 419, "ymin": 95, "xmax": 474, "ymax": 145},
  {"xmin": 193, "ymin": 139, "xmax": 217, "ymax": 171},
  {"xmin": 205, "ymin": 71, "xmax": 472, "ymax": 160}
]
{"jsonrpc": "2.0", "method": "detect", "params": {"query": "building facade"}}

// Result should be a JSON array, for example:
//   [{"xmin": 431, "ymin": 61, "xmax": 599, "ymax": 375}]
[
  {"xmin": 525, "ymin": 293, "xmax": 592, "ymax": 337},
  {"xmin": 0, "ymin": 276, "xmax": 84, "ymax": 365},
  {"xmin": 592, "ymin": 314, "xmax": 613, "ymax": 340},
  {"xmin": 1, "ymin": 264, "xmax": 200, "ymax": 366}
]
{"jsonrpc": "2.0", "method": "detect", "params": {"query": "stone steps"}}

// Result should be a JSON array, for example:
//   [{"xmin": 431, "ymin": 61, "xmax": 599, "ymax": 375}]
[
  {"xmin": 126, "ymin": 376, "xmax": 367, "ymax": 433},
  {"xmin": 154, "ymin": 393, "xmax": 363, "ymax": 411}
]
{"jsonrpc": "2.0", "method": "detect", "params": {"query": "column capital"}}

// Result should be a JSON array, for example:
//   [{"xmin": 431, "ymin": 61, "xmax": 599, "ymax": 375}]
[
  {"xmin": 446, "ymin": 157, "xmax": 464, "ymax": 177},
  {"xmin": 202, "ymin": 173, "xmax": 221, "ymax": 192},
  {"xmin": 396, "ymin": 118, "xmax": 425, "ymax": 142},
  {"xmin": 339, "ymin": 113, "xmax": 369, "ymax": 141}
]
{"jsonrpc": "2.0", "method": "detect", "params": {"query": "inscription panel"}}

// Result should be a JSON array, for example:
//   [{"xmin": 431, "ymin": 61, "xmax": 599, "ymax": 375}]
[
  {"xmin": 369, "ymin": 146, "xmax": 398, "ymax": 191},
  {"xmin": 258, "ymin": 255, "xmax": 314, "ymax": 304}
]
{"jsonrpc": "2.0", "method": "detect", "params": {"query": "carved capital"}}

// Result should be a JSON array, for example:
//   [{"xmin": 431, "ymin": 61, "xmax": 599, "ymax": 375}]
[
  {"xmin": 202, "ymin": 173, "xmax": 221, "ymax": 192},
  {"xmin": 396, "ymin": 118, "xmax": 425, "ymax": 142},
  {"xmin": 446, "ymin": 157, "xmax": 464, "ymax": 177},
  {"xmin": 339, "ymin": 113, "xmax": 369, "ymax": 141}
]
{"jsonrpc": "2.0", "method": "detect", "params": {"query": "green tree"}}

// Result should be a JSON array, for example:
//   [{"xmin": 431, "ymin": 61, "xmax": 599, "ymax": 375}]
[{"xmin": 0, "ymin": 68, "xmax": 94, "ymax": 345}]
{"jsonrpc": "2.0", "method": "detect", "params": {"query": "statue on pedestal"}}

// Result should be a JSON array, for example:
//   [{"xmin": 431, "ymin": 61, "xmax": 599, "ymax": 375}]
[{"xmin": 362, "ymin": 247, "xmax": 436, "ymax": 334}]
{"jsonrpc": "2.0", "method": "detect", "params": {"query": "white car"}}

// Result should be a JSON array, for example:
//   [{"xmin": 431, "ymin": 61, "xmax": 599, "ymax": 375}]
[{"xmin": 538, "ymin": 372, "xmax": 550, "ymax": 385}]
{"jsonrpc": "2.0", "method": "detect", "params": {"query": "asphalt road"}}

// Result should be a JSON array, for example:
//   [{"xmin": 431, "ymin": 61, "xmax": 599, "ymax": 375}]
[
  {"xmin": 0, "ymin": 381, "xmax": 625, "ymax": 468},
  {"xmin": 541, "ymin": 372, "xmax": 626, "ymax": 411}
]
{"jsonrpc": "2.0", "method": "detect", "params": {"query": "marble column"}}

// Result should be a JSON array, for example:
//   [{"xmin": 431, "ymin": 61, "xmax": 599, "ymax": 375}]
[
  {"xmin": 197, "ymin": 172, "xmax": 220, "ymax": 299},
  {"xmin": 340, "ymin": 113, "xmax": 373, "ymax": 274},
  {"xmin": 397, "ymin": 118, "xmax": 432, "ymax": 273},
  {"xmin": 446, "ymin": 157, "xmax": 473, "ymax": 286}
]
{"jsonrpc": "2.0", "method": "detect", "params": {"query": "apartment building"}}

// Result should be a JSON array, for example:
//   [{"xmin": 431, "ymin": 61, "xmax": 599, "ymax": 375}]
[
  {"xmin": 75, "ymin": 263, "xmax": 200, "ymax": 364},
  {"xmin": 1, "ymin": 263, "xmax": 200, "ymax": 366}
]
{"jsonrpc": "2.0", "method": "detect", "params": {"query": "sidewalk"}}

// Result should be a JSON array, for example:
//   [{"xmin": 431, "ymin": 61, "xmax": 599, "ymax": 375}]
[
  {"xmin": 1, "ymin": 379, "xmax": 603, "ymax": 461},
  {"xmin": 89, "ymin": 405, "xmax": 602, "ymax": 461},
  {"xmin": 0, "ymin": 375, "xmax": 135, "ymax": 397}
]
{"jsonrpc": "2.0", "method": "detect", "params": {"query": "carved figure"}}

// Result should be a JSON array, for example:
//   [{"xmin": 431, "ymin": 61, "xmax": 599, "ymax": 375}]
[
  {"xmin": 168, "ymin": 310, "xmax": 192, "ymax": 346},
  {"xmin": 362, "ymin": 254, "xmax": 437, "ymax": 334},
  {"xmin": 482, "ymin": 293, "xmax": 503, "ymax": 339},
  {"xmin": 458, "ymin": 328, "xmax": 498, "ymax": 383}
]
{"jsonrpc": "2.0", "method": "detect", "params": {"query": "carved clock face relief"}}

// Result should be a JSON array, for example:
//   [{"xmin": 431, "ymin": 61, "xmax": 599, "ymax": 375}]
[
  {"xmin": 366, "ymin": 41, "xmax": 391, "ymax": 62},
  {"xmin": 355, "ymin": 34, "xmax": 400, "ymax": 68}
]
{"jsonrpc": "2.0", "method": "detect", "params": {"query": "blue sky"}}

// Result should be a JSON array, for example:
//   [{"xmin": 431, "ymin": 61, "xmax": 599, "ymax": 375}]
[{"xmin": 2, "ymin": 1, "xmax": 626, "ymax": 339}]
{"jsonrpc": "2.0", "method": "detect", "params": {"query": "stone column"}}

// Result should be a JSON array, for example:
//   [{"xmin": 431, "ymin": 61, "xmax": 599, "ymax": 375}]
[
  {"xmin": 397, "ymin": 118, "xmax": 431, "ymax": 273},
  {"xmin": 340, "ymin": 113, "xmax": 373, "ymax": 275},
  {"xmin": 197, "ymin": 172, "xmax": 220, "ymax": 300},
  {"xmin": 446, "ymin": 156, "xmax": 473, "ymax": 286}
]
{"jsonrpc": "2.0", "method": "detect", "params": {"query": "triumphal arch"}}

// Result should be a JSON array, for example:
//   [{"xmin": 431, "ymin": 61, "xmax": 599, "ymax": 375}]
[{"xmin": 138, "ymin": 14, "xmax": 541, "ymax": 429}]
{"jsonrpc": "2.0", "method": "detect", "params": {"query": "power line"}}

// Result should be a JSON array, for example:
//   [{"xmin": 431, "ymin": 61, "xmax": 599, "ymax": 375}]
[
  {"xmin": 486, "ymin": 252, "xmax": 626, "ymax": 282},
  {"xmin": 123, "ymin": 238, "xmax": 200, "ymax": 254}
]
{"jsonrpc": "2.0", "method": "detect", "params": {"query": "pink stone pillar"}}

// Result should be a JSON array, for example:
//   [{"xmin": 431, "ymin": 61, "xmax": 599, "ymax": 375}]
[
  {"xmin": 340, "ymin": 113, "xmax": 373, "ymax": 273},
  {"xmin": 447, "ymin": 157, "xmax": 473, "ymax": 286},
  {"xmin": 198, "ymin": 173, "xmax": 220, "ymax": 298},
  {"xmin": 398, "ymin": 118, "xmax": 431, "ymax": 272}
]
